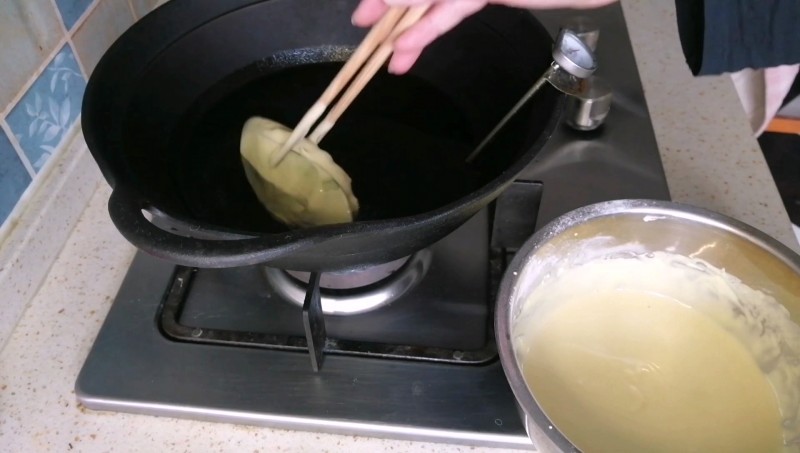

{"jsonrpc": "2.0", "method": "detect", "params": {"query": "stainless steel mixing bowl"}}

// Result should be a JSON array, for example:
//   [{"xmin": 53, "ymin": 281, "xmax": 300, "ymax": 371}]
[{"xmin": 495, "ymin": 199, "xmax": 800, "ymax": 452}]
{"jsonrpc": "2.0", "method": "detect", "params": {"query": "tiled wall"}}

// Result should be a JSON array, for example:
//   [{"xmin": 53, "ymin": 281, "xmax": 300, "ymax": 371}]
[{"xmin": 0, "ymin": 0, "xmax": 168, "ymax": 229}]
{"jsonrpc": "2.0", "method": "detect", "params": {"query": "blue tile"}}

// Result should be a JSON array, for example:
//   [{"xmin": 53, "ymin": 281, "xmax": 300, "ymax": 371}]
[
  {"xmin": 0, "ymin": 131, "xmax": 32, "ymax": 225},
  {"xmin": 55, "ymin": 0, "xmax": 94, "ymax": 30},
  {"xmin": 7, "ymin": 44, "xmax": 86, "ymax": 172}
]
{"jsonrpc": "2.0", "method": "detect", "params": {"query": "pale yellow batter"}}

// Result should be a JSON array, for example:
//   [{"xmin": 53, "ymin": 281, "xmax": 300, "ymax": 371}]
[
  {"xmin": 240, "ymin": 116, "xmax": 359, "ymax": 228},
  {"xmin": 513, "ymin": 251, "xmax": 800, "ymax": 453}
]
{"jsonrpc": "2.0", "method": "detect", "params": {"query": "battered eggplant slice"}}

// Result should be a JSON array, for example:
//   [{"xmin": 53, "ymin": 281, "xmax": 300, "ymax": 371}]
[{"xmin": 240, "ymin": 116, "xmax": 359, "ymax": 228}]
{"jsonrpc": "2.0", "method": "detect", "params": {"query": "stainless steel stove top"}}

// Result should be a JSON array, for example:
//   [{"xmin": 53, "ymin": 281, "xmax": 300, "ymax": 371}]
[{"xmin": 76, "ymin": 4, "xmax": 670, "ymax": 450}]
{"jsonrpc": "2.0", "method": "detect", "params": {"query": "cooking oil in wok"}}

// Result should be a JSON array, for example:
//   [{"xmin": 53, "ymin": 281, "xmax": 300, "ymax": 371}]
[{"xmin": 171, "ymin": 60, "xmax": 488, "ymax": 233}]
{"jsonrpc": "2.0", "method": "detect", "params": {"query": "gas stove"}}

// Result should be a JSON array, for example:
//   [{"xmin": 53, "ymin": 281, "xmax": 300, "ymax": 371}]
[{"xmin": 76, "ymin": 4, "xmax": 669, "ymax": 449}]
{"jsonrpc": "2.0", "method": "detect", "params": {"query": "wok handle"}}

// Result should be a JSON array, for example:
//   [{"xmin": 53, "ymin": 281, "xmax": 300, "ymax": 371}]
[{"xmin": 108, "ymin": 187, "xmax": 300, "ymax": 268}]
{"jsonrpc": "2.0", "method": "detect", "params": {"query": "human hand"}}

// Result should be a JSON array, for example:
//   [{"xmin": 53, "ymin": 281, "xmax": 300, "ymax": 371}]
[{"xmin": 352, "ymin": 0, "xmax": 617, "ymax": 74}]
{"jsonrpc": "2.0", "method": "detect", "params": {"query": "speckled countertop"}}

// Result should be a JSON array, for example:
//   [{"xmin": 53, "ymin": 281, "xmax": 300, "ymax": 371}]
[
  {"xmin": 622, "ymin": 2, "xmax": 798, "ymax": 251},
  {"xmin": 1, "ymin": 1, "xmax": 798, "ymax": 452}
]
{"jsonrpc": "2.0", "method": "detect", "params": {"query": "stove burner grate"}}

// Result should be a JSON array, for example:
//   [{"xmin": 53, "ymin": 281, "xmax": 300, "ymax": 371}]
[
  {"xmin": 263, "ymin": 251, "xmax": 432, "ymax": 315},
  {"xmin": 158, "ymin": 265, "xmax": 498, "ymax": 369}
]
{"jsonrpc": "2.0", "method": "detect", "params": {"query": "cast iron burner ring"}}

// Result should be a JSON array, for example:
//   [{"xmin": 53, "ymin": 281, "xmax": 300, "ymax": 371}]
[
  {"xmin": 262, "ymin": 251, "xmax": 433, "ymax": 315},
  {"xmin": 287, "ymin": 255, "xmax": 413, "ymax": 289}
]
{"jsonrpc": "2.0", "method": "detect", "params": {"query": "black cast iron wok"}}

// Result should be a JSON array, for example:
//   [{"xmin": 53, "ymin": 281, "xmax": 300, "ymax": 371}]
[{"xmin": 82, "ymin": 0, "xmax": 564, "ymax": 271}]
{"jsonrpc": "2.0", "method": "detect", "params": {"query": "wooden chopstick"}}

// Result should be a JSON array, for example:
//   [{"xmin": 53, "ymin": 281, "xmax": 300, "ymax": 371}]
[
  {"xmin": 306, "ymin": 4, "xmax": 430, "ymax": 144},
  {"xmin": 272, "ymin": 6, "xmax": 406, "ymax": 165},
  {"xmin": 270, "ymin": 4, "xmax": 429, "ymax": 166}
]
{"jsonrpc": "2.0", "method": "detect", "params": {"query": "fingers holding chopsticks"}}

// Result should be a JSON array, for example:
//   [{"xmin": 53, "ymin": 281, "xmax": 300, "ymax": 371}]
[
  {"xmin": 352, "ymin": 0, "xmax": 618, "ymax": 75},
  {"xmin": 390, "ymin": 0, "xmax": 487, "ymax": 74},
  {"xmin": 353, "ymin": 0, "xmax": 487, "ymax": 74},
  {"xmin": 352, "ymin": 0, "xmax": 391, "ymax": 27}
]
